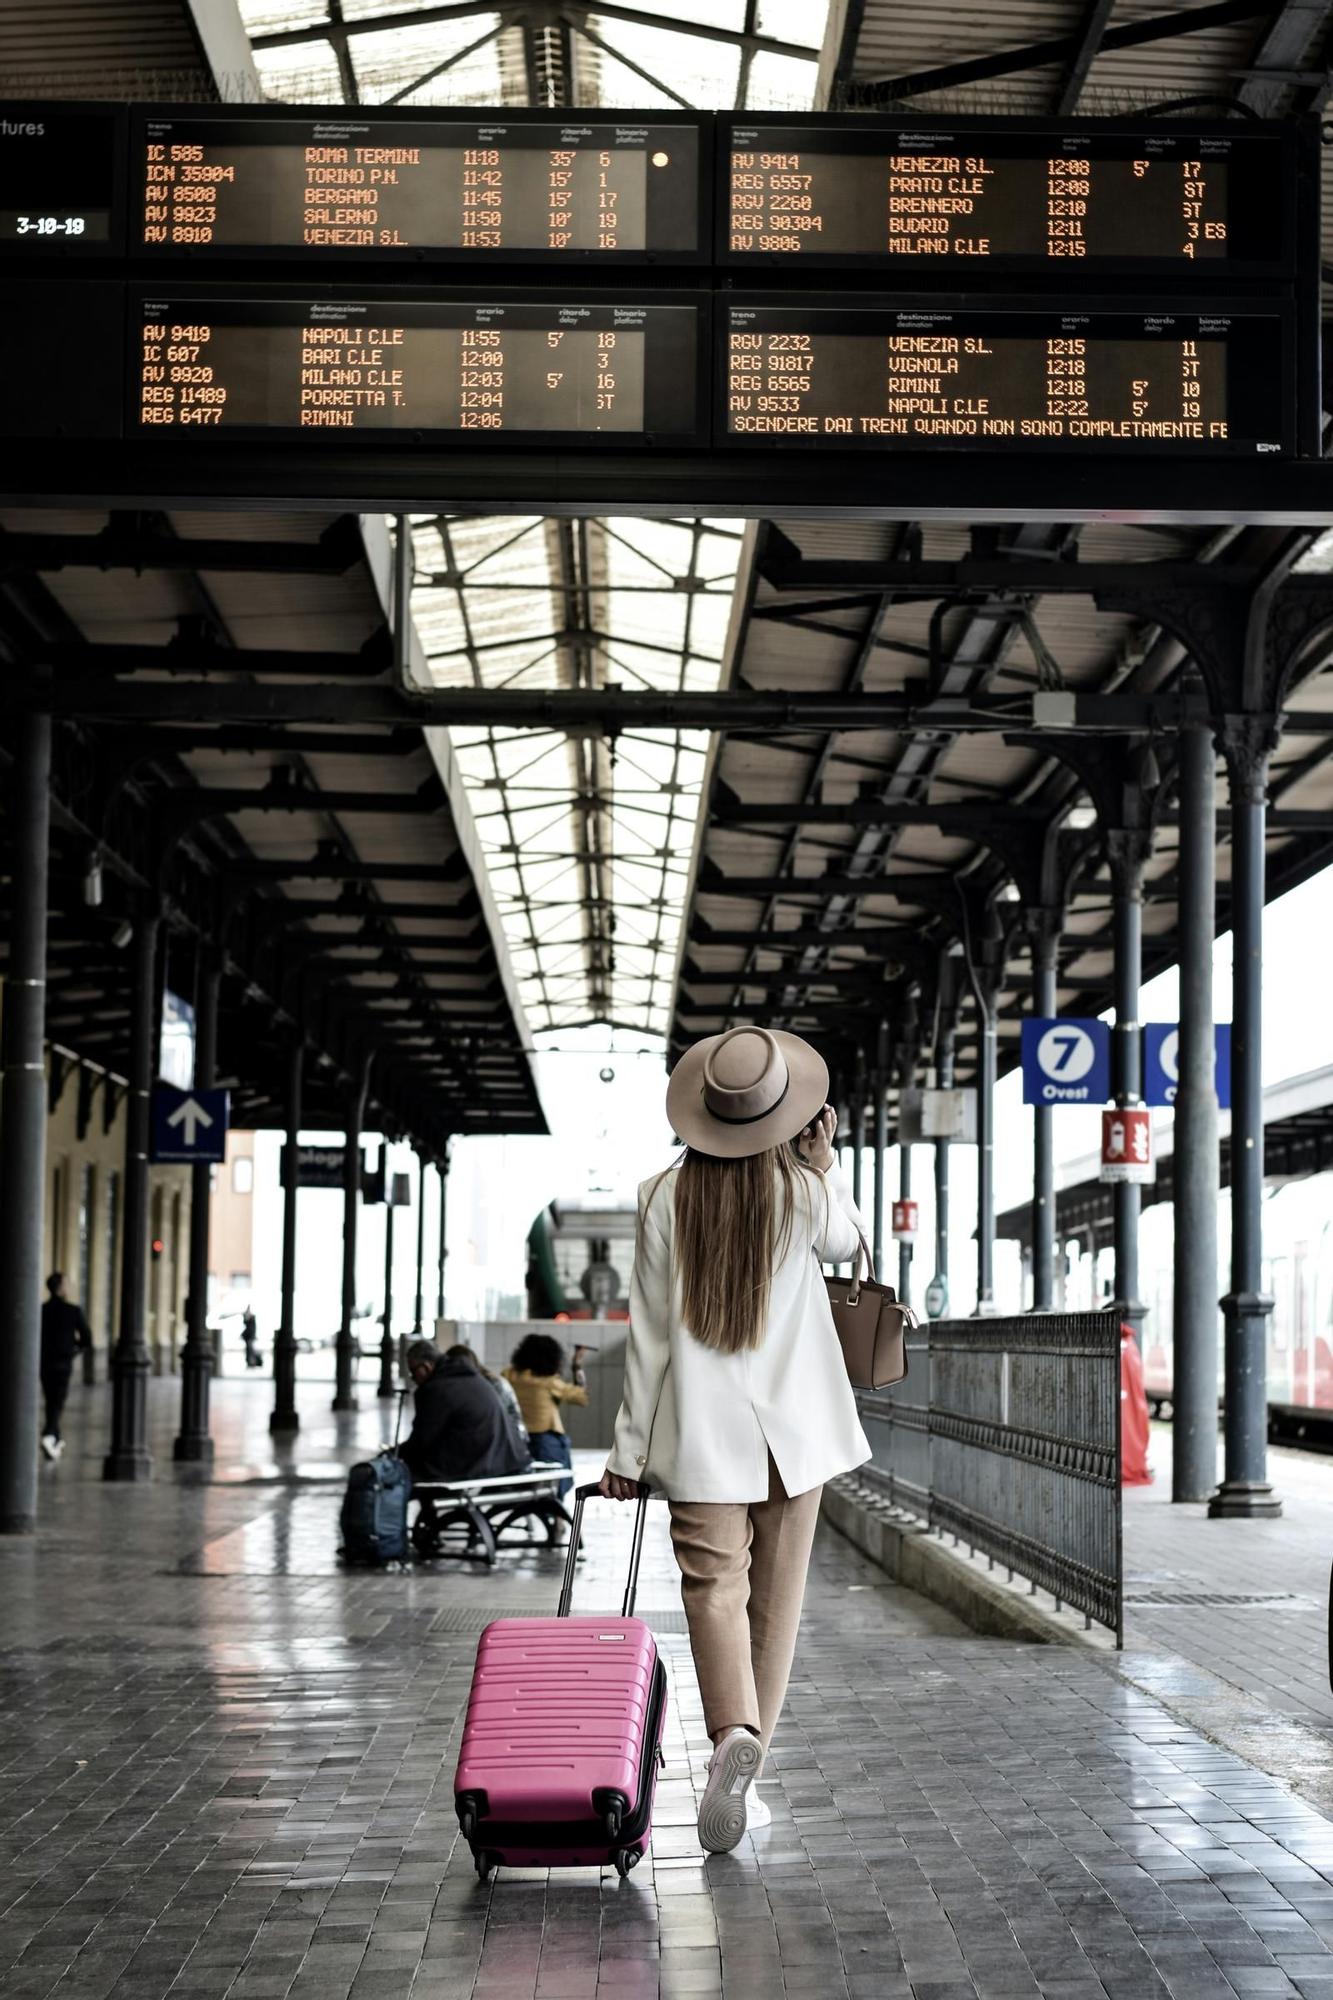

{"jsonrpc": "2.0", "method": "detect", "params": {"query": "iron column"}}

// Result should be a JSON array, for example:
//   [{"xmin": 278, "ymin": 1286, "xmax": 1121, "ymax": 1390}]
[
  {"xmin": 1028, "ymin": 913, "xmax": 1060, "ymax": 1311},
  {"xmin": 1108, "ymin": 833, "xmax": 1147, "ymax": 1349},
  {"xmin": 378, "ymin": 1149, "xmax": 397, "ymax": 1399},
  {"xmin": 0, "ymin": 708, "xmax": 51, "ymax": 1532},
  {"xmin": 413, "ymin": 1148, "xmax": 426, "ymax": 1340},
  {"xmin": 850, "ymin": 1067, "xmax": 866, "ymax": 1211},
  {"xmin": 974, "ymin": 970, "xmax": 998, "ymax": 1316},
  {"xmin": 104, "ymin": 906, "xmax": 160, "ymax": 1481},
  {"xmin": 871, "ymin": 1024, "xmax": 889, "ymax": 1274},
  {"xmin": 270, "ymin": 1037, "xmax": 302, "ymax": 1435},
  {"xmin": 1209, "ymin": 726, "xmax": 1281, "ymax": 1517},
  {"xmin": 172, "ymin": 943, "xmax": 220, "ymax": 1465},
  {"xmin": 436, "ymin": 1147, "xmax": 449, "ymax": 1324},
  {"xmin": 933, "ymin": 959, "xmax": 960, "ymax": 1314},
  {"xmin": 333, "ymin": 1055, "xmax": 370, "ymax": 1413},
  {"xmin": 897, "ymin": 1141, "xmax": 913, "ymax": 1304},
  {"xmin": 1174, "ymin": 721, "xmax": 1221, "ymax": 1503}
]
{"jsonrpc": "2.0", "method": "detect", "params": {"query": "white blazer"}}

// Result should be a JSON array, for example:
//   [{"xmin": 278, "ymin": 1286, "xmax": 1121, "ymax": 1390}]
[{"xmin": 606, "ymin": 1160, "xmax": 872, "ymax": 1503}]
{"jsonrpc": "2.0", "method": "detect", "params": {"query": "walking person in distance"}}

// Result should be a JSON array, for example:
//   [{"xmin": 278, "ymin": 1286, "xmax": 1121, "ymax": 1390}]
[
  {"xmin": 600, "ymin": 1026, "xmax": 871, "ymax": 1853},
  {"xmin": 40, "ymin": 1273, "xmax": 92, "ymax": 1460}
]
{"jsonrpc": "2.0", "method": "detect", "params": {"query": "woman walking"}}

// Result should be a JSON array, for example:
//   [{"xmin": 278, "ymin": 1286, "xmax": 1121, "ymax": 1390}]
[{"xmin": 600, "ymin": 1026, "xmax": 870, "ymax": 1853}]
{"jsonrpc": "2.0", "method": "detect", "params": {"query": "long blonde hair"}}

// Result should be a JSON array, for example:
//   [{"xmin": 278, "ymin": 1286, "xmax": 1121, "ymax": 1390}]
[{"xmin": 665, "ymin": 1144, "xmax": 821, "ymax": 1354}]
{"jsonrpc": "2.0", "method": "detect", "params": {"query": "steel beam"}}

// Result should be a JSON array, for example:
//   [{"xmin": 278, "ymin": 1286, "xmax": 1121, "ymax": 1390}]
[
  {"xmin": 1173, "ymin": 721, "xmax": 1221, "ymax": 1503},
  {"xmin": 0, "ymin": 515, "xmax": 362, "ymax": 577},
  {"xmin": 856, "ymin": 0, "xmax": 1268, "ymax": 102},
  {"xmin": 9, "ymin": 444, "xmax": 1333, "ymax": 524},
  {"xmin": 0, "ymin": 708, "xmax": 50, "ymax": 1532},
  {"xmin": 249, "ymin": 0, "xmax": 819, "ymax": 62},
  {"xmin": 17, "ymin": 675, "xmax": 1333, "ymax": 739}
]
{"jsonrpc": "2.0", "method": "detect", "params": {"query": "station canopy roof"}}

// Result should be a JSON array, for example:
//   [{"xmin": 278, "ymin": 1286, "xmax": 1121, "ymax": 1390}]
[{"xmin": 0, "ymin": 508, "xmax": 545, "ymax": 1150}]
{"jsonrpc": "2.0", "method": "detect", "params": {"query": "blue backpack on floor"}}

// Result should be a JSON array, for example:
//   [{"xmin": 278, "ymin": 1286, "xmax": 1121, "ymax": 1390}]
[{"xmin": 340, "ymin": 1452, "xmax": 411, "ymax": 1564}]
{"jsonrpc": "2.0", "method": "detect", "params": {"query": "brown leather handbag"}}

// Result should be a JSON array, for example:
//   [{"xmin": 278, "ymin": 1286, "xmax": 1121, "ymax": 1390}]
[{"xmin": 824, "ymin": 1232, "xmax": 913, "ymax": 1391}]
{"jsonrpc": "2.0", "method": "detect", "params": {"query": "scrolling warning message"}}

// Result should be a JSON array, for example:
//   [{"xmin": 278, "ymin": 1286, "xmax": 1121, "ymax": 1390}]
[
  {"xmin": 722, "ymin": 120, "xmax": 1294, "ymax": 275},
  {"xmin": 135, "ymin": 113, "xmax": 701, "ymax": 259},
  {"xmin": 132, "ymin": 294, "xmax": 703, "ymax": 440},
  {"xmin": 720, "ymin": 301, "xmax": 1292, "ymax": 454}
]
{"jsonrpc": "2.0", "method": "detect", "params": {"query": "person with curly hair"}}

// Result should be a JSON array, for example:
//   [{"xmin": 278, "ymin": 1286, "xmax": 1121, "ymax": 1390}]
[{"xmin": 503, "ymin": 1331, "xmax": 589, "ymax": 1498}]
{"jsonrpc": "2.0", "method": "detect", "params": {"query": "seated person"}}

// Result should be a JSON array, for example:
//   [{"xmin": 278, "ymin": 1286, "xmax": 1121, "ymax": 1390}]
[
  {"xmin": 444, "ymin": 1342, "xmax": 529, "ymax": 1450},
  {"xmin": 399, "ymin": 1340, "xmax": 529, "ymax": 1487},
  {"xmin": 503, "ymin": 1333, "xmax": 589, "ymax": 1499}
]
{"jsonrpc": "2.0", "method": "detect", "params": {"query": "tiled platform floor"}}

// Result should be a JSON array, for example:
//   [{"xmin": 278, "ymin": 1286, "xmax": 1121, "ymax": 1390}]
[
  {"xmin": 6, "ymin": 1378, "xmax": 1333, "ymax": 1999},
  {"xmin": 1124, "ymin": 1428, "xmax": 1333, "ymax": 1728}
]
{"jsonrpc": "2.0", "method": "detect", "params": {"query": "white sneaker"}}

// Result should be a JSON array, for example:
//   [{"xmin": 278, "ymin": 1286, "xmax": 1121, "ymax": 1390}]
[
  {"xmin": 40, "ymin": 1435, "xmax": 58, "ymax": 1461},
  {"xmin": 747, "ymin": 1791, "xmax": 772, "ymax": 1832},
  {"xmin": 698, "ymin": 1727, "xmax": 763, "ymax": 1853}
]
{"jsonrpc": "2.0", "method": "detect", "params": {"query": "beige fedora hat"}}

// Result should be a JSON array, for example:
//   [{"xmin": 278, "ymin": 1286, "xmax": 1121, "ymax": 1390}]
[{"xmin": 665, "ymin": 1025, "xmax": 829, "ymax": 1160}]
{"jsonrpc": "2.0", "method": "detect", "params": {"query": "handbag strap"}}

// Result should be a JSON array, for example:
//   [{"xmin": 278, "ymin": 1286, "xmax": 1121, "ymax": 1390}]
[{"xmin": 847, "ymin": 1231, "xmax": 875, "ymax": 1304}]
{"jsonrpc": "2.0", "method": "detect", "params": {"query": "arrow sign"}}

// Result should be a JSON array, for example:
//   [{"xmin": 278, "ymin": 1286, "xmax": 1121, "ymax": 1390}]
[
  {"xmin": 167, "ymin": 1096, "xmax": 213, "ymax": 1147},
  {"xmin": 151, "ymin": 1083, "xmax": 230, "ymax": 1163}
]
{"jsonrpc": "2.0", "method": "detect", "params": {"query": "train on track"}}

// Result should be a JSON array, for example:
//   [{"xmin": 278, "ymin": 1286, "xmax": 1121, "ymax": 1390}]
[{"xmin": 1140, "ymin": 1172, "xmax": 1333, "ymax": 1444}]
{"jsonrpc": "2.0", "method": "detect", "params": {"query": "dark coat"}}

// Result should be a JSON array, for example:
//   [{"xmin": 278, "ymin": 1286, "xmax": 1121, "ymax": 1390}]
[
  {"xmin": 41, "ymin": 1298, "xmax": 92, "ymax": 1371},
  {"xmin": 399, "ymin": 1356, "xmax": 529, "ymax": 1484}
]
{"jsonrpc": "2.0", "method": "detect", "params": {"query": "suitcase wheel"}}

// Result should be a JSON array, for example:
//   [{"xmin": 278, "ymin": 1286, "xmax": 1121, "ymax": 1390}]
[
  {"xmin": 613, "ymin": 1847, "xmax": 641, "ymax": 1878},
  {"xmin": 602, "ymin": 1803, "xmax": 622, "ymax": 1842},
  {"xmin": 459, "ymin": 1803, "xmax": 477, "ymax": 1843},
  {"xmin": 474, "ymin": 1850, "xmax": 496, "ymax": 1884}
]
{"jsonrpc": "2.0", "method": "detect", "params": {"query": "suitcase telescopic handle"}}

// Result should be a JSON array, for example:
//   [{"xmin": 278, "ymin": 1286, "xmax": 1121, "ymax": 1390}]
[{"xmin": 556, "ymin": 1480, "xmax": 652, "ymax": 1619}]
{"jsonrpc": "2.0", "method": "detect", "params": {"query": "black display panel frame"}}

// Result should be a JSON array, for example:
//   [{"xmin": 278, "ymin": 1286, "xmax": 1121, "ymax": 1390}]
[
  {"xmin": 129, "ymin": 104, "xmax": 712, "ymax": 267},
  {"xmin": 716, "ymin": 112, "xmax": 1307, "ymax": 281},
  {"xmin": 716, "ymin": 293, "xmax": 1297, "ymax": 457},
  {"xmin": 127, "ymin": 284, "xmax": 711, "ymax": 447},
  {"xmin": 0, "ymin": 103, "xmax": 127, "ymax": 258}
]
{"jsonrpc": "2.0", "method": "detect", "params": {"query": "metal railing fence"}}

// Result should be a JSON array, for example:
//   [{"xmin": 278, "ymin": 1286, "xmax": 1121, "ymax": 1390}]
[{"xmin": 855, "ymin": 1310, "xmax": 1123, "ymax": 1641}]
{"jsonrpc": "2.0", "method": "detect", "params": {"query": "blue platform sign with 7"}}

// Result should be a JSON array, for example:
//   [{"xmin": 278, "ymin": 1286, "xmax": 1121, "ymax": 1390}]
[{"xmin": 1020, "ymin": 1017, "xmax": 1112, "ymax": 1106}]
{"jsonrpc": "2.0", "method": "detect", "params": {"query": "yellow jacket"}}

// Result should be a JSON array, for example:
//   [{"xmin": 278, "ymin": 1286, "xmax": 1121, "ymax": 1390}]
[{"xmin": 503, "ymin": 1366, "xmax": 588, "ymax": 1436}]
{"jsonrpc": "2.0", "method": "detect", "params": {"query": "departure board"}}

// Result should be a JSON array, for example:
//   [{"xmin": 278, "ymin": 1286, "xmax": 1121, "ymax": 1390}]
[
  {"xmin": 721, "ymin": 118, "xmax": 1293, "ymax": 276},
  {"xmin": 0, "ymin": 104, "xmax": 124, "ymax": 252},
  {"xmin": 720, "ymin": 301, "xmax": 1291, "ymax": 454},
  {"xmin": 132, "ymin": 293, "xmax": 704, "ymax": 440},
  {"xmin": 134, "ymin": 111, "xmax": 702, "ymax": 261}
]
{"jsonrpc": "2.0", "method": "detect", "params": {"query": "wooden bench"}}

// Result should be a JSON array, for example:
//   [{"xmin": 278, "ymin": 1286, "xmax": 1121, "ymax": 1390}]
[{"xmin": 410, "ymin": 1466, "xmax": 571, "ymax": 1565}]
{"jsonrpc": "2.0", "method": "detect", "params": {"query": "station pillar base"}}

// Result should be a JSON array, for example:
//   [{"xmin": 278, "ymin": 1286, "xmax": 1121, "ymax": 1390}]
[
  {"xmin": 171, "ymin": 1436, "xmax": 215, "ymax": 1467},
  {"xmin": 1207, "ymin": 1480, "xmax": 1282, "ymax": 1519},
  {"xmin": 103, "ymin": 1450, "xmax": 153, "ymax": 1483}
]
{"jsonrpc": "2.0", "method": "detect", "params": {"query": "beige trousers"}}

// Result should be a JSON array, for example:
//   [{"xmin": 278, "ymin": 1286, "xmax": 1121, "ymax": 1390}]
[{"xmin": 667, "ymin": 1452, "xmax": 822, "ymax": 1751}]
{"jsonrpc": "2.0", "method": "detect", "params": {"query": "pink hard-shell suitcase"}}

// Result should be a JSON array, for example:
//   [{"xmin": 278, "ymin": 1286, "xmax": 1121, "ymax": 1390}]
[{"xmin": 454, "ymin": 1481, "xmax": 666, "ymax": 1881}]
